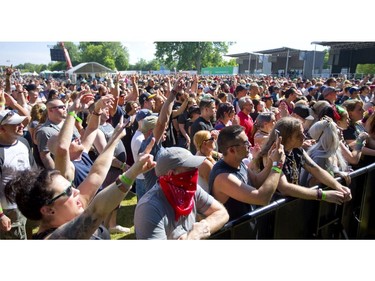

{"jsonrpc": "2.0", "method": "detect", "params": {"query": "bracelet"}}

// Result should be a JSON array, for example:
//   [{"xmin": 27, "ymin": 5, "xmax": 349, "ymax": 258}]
[
  {"xmin": 92, "ymin": 110, "xmax": 102, "ymax": 116},
  {"xmin": 0, "ymin": 102, "xmax": 4, "ymax": 106},
  {"xmin": 119, "ymin": 174, "xmax": 134, "ymax": 186},
  {"xmin": 120, "ymin": 162, "xmax": 127, "ymax": 170},
  {"xmin": 322, "ymin": 191, "xmax": 327, "ymax": 201},
  {"xmin": 0, "ymin": 212, "xmax": 4, "ymax": 219},
  {"xmin": 272, "ymin": 161, "xmax": 283, "ymax": 169},
  {"xmin": 317, "ymin": 188, "xmax": 322, "ymax": 200},
  {"xmin": 271, "ymin": 166, "xmax": 282, "ymax": 173},
  {"xmin": 68, "ymin": 111, "xmax": 82, "ymax": 123}
]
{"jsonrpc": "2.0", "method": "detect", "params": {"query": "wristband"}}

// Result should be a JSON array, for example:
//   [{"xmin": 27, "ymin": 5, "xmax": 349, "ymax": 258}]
[
  {"xmin": 271, "ymin": 166, "xmax": 282, "ymax": 173},
  {"xmin": 68, "ymin": 111, "xmax": 82, "ymax": 123},
  {"xmin": 119, "ymin": 174, "xmax": 134, "ymax": 186},
  {"xmin": 0, "ymin": 212, "xmax": 4, "ymax": 219},
  {"xmin": 321, "ymin": 191, "xmax": 327, "ymax": 201},
  {"xmin": 317, "ymin": 188, "xmax": 322, "ymax": 200},
  {"xmin": 272, "ymin": 161, "xmax": 283, "ymax": 169},
  {"xmin": 0, "ymin": 102, "xmax": 5, "ymax": 106}
]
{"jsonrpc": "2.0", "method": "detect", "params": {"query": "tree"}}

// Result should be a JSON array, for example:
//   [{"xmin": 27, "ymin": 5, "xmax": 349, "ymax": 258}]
[
  {"xmin": 154, "ymin": 42, "xmax": 233, "ymax": 73},
  {"xmin": 356, "ymin": 64, "xmax": 375, "ymax": 75},
  {"xmin": 79, "ymin": 42, "xmax": 129, "ymax": 70}
]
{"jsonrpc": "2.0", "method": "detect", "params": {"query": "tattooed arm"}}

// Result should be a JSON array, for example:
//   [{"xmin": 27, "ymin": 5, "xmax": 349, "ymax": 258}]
[
  {"xmin": 47, "ymin": 139, "xmax": 157, "ymax": 239},
  {"xmin": 302, "ymin": 150, "xmax": 351, "ymax": 201}
]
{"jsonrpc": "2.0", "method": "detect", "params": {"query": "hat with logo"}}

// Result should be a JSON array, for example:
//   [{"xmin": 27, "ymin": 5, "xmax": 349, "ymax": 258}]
[{"xmin": 139, "ymin": 92, "xmax": 156, "ymax": 105}]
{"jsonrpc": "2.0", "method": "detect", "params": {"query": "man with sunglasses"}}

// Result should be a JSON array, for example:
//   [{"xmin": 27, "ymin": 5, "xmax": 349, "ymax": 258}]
[
  {"xmin": 208, "ymin": 125, "xmax": 285, "ymax": 238},
  {"xmin": 0, "ymin": 110, "xmax": 36, "ymax": 239},
  {"xmin": 35, "ymin": 99, "xmax": 80, "ymax": 170}
]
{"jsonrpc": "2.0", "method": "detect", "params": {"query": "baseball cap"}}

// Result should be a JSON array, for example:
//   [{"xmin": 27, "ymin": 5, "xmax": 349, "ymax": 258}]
[
  {"xmin": 349, "ymin": 86, "xmax": 359, "ymax": 95},
  {"xmin": 293, "ymin": 105, "xmax": 314, "ymax": 121},
  {"xmin": 307, "ymin": 86, "xmax": 316, "ymax": 92},
  {"xmin": 0, "ymin": 110, "xmax": 27, "ymax": 125},
  {"xmin": 139, "ymin": 115, "xmax": 158, "ymax": 134},
  {"xmin": 155, "ymin": 147, "xmax": 206, "ymax": 177},
  {"xmin": 235, "ymin": 84, "xmax": 248, "ymax": 93},
  {"xmin": 135, "ymin": 109, "xmax": 156, "ymax": 122},
  {"xmin": 139, "ymin": 92, "xmax": 156, "ymax": 105},
  {"xmin": 322, "ymin": 86, "xmax": 339, "ymax": 96}
]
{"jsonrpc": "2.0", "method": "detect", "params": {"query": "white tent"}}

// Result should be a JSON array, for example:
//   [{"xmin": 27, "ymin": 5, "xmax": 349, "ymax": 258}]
[
  {"xmin": 66, "ymin": 62, "xmax": 115, "ymax": 75},
  {"xmin": 65, "ymin": 62, "xmax": 116, "ymax": 82}
]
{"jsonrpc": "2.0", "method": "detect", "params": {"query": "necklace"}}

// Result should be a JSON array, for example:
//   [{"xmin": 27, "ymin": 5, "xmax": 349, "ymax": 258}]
[{"xmin": 286, "ymin": 150, "xmax": 299, "ymax": 184}]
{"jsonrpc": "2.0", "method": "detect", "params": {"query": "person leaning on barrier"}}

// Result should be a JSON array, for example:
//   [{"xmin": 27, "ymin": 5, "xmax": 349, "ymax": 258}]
[
  {"xmin": 208, "ymin": 125, "xmax": 285, "ymax": 233},
  {"xmin": 4, "ymin": 119, "xmax": 156, "ymax": 239},
  {"xmin": 253, "ymin": 117, "xmax": 352, "ymax": 205},
  {"xmin": 134, "ymin": 146, "xmax": 229, "ymax": 240},
  {"xmin": 299, "ymin": 117, "xmax": 352, "ymax": 187}
]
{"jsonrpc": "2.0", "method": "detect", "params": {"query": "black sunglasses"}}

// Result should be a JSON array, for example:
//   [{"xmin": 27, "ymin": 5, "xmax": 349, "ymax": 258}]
[
  {"xmin": 203, "ymin": 136, "xmax": 215, "ymax": 142},
  {"xmin": 46, "ymin": 183, "xmax": 74, "ymax": 205},
  {"xmin": 50, "ymin": 105, "xmax": 66, "ymax": 110}
]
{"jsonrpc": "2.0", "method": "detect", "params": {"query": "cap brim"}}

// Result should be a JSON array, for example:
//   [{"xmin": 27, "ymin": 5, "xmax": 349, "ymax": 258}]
[
  {"xmin": 147, "ymin": 94, "xmax": 156, "ymax": 99},
  {"xmin": 181, "ymin": 155, "xmax": 206, "ymax": 169},
  {"xmin": 6, "ymin": 115, "xmax": 27, "ymax": 125}
]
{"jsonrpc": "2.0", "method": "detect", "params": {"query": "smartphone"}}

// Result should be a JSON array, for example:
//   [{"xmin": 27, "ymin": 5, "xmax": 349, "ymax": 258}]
[{"xmin": 275, "ymin": 129, "xmax": 280, "ymax": 138}]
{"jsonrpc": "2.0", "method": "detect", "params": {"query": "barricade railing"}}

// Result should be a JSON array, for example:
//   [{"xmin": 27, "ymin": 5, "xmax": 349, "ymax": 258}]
[{"xmin": 210, "ymin": 161, "xmax": 375, "ymax": 239}]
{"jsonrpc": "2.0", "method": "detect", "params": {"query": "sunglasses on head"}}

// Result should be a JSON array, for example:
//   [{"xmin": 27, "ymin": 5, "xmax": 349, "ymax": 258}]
[{"xmin": 46, "ymin": 183, "xmax": 74, "ymax": 205}]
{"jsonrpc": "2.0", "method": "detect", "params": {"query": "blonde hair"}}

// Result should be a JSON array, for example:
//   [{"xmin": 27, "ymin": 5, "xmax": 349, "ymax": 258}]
[{"xmin": 193, "ymin": 130, "xmax": 211, "ymax": 152}]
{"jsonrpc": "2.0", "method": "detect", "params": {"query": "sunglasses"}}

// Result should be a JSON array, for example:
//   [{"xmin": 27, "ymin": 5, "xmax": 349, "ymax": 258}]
[
  {"xmin": 46, "ymin": 183, "xmax": 74, "ymax": 205},
  {"xmin": 0, "ymin": 110, "xmax": 15, "ymax": 126},
  {"xmin": 50, "ymin": 105, "xmax": 66, "ymax": 110},
  {"xmin": 203, "ymin": 136, "xmax": 215, "ymax": 142}
]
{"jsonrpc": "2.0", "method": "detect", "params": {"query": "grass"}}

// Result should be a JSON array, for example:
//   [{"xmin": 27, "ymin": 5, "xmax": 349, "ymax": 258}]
[{"xmin": 111, "ymin": 191, "xmax": 138, "ymax": 240}]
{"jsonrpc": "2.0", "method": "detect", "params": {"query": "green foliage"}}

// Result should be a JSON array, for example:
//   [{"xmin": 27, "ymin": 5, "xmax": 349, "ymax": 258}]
[
  {"xmin": 79, "ymin": 42, "xmax": 129, "ymax": 70},
  {"xmin": 130, "ymin": 58, "xmax": 161, "ymax": 71},
  {"xmin": 155, "ymin": 42, "xmax": 233, "ymax": 73},
  {"xmin": 356, "ymin": 64, "xmax": 375, "ymax": 74}
]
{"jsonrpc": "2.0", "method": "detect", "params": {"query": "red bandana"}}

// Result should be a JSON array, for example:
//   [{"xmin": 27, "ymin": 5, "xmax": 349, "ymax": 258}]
[{"xmin": 159, "ymin": 168, "xmax": 199, "ymax": 221}]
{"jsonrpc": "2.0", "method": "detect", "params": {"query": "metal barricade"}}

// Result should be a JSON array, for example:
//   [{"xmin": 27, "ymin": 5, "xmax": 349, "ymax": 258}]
[{"xmin": 210, "ymin": 162, "xmax": 375, "ymax": 239}]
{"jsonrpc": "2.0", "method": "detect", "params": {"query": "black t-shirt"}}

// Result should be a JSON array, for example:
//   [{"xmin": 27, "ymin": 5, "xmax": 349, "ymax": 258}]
[{"xmin": 190, "ymin": 116, "xmax": 214, "ymax": 154}]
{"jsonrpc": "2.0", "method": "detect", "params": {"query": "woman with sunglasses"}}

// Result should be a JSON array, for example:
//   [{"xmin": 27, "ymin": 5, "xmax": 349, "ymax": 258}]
[
  {"xmin": 333, "ymin": 105, "xmax": 368, "ymax": 167},
  {"xmin": 193, "ymin": 130, "xmax": 221, "ymax": 193},
  {"xmin": 342, "ymin": 99, "xmax": 375, "ymax": 168},
  {"xmin": 4, "ymin": 123, "xmax": 156, "ymax": 239},
  {"xmin": 253, "ymin": 117, "xmax": 351, "ymax": 205}
]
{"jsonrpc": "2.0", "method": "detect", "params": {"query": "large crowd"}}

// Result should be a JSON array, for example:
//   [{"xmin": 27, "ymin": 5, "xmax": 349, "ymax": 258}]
[{"xmin": 0, "ymin": 66, "xmax": 374, "ymax": 239}]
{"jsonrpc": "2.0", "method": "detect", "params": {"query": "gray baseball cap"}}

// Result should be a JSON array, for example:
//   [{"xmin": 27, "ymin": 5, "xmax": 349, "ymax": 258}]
[{"xmin": 155, "ymin": 147, "xmax": 206, "ymax": 177}]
